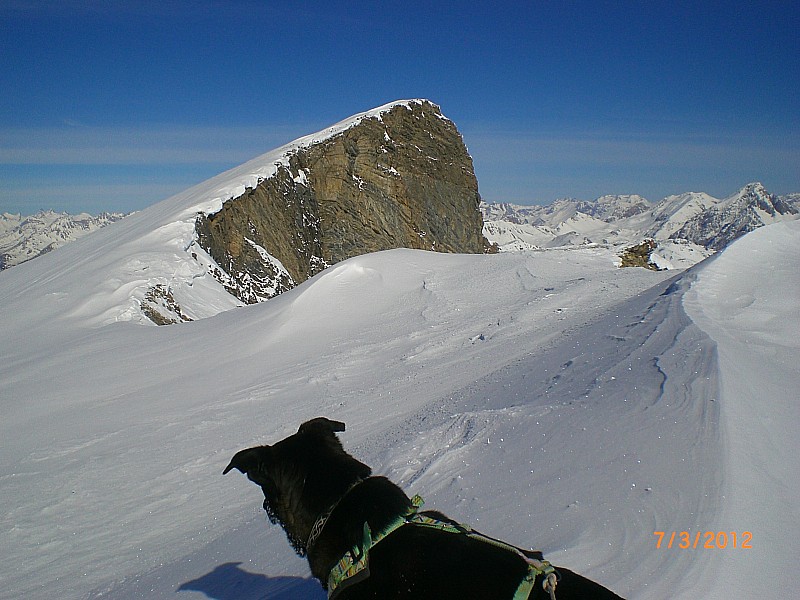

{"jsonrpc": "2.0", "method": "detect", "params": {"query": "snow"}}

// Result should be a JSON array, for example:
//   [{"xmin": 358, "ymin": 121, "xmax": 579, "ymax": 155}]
[
  {"xmin": 482, "ymin": 219, "xmax": 556, "ymax": 250},
  {"xmin": 682, "ymin": 220, "xmax": 800, "ymax": 598},
  {"xmin": 1, "ymin": 209, "xmax": 798, "ymax": 599},
  {"xmin": 649, "ymin": 239, "xmax": 714, "ymax": 270},
  {"xmin": 0, "ymin": 210, "xmax": 128, "ymax": 270},
  {"xmin": 648, "ymin": 192, "xmax": 719, "ymax": 238}
]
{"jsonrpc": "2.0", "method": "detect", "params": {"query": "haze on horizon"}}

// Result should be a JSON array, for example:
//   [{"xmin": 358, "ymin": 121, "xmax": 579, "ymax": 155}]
[{"xmin": 1, "ymin": 1, "xmax": 798, "ymax": 215}]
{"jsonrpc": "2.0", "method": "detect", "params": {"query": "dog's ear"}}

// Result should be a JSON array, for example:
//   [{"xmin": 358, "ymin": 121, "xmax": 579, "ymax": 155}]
[
  {"xmin": 298, "ymin": 417, "xmax": 346, "ymax": 436},
  {"xmin": 223, "ymin": 446, "xmax": 271, "ymax": 476}
]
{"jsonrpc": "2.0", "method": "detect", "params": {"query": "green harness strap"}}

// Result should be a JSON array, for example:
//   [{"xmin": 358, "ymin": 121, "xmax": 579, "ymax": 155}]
[{"xmin": 327, "ymin": 495, "xmax": 558, "ymax": 600}]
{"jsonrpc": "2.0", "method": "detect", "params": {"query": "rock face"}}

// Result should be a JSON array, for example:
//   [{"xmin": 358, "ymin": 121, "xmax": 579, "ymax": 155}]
[{"xmin": 196, "ymin": 100, "xmax": 489, "ymax": 303}]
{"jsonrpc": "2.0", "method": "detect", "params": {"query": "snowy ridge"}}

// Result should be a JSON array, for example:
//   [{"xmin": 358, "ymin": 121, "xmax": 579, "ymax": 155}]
[{"xmin": 669, "ymin": 182, "xmax": 796, "ymax": 249}]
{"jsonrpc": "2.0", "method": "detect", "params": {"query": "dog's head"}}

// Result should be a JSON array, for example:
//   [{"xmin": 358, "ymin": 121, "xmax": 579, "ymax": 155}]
[{"xmin": 223, "ymin": 417, "xmax": 371, "ymax": 556}]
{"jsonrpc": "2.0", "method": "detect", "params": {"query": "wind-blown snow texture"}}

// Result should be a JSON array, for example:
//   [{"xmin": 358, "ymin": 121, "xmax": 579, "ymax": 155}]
[
  {"xmin": 1, "ymin": 101, "xmax": 798, "ymax": 597},
  {"xmin": 1, "ymin": 219, "xmax": 797, "ymax": 598}
]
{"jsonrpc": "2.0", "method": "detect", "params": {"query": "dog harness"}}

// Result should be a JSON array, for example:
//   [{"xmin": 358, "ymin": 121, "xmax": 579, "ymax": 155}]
[{"xmin": 326, "ymin": 495, "xmax": 559, "ymax": 600}]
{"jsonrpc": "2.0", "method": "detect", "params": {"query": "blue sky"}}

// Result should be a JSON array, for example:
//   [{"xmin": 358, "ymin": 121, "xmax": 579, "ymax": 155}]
[{"xmin": 1, "ymin": 0, "xmax": 798, "ymax": 214}]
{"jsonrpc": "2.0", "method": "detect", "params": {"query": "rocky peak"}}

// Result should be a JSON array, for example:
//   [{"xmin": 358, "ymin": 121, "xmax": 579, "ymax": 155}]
[
  {"xmin": 196, "ymin": 100, "xmax": 489, "ymax": 303},
  {"xmin": 669, "ymin": 182, "xmax": 797, "ymax": 250},
  {"xmin": 737, "ymin": 182, "xmax": 795, "ymax": 215}
]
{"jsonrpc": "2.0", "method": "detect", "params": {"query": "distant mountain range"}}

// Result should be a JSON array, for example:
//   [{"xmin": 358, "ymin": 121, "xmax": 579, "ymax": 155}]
[
  {"xmin": 3, "ymin": 183, "xmax": 797, "ymax": 274},
  {"xmin": 482, "ymin": 182, "xmax": 798, "ymax": 269},
  {"xmin": 0, "ymin": 210, "xmax": 129, "ymax": 270}
]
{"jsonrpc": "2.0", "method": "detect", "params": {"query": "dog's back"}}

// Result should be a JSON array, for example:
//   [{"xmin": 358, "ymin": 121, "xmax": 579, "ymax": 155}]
[
  {"xmin": 321, "ymin": 490, "xmax": 623, "ymax": 600},
  {"xmin": 224, "ymin": 418, "xmax": 625, "ymax": 599}
]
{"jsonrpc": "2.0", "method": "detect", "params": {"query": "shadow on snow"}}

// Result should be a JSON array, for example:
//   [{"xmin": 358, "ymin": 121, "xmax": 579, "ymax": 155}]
[{"xmin": 178, "ymin": 562, "xmax": 325, "ymax": 600}]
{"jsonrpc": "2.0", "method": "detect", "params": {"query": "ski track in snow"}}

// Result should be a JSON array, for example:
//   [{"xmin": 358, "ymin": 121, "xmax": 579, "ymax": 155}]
[{"xmin": 1, "ymin": 222, "xmax": 798, "ymax": 599}]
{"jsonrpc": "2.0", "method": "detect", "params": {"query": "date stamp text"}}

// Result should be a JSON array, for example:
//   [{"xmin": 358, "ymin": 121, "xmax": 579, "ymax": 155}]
[{"xmin": 654, "ymin": 531, "xmax": 752, "ymax": 549}]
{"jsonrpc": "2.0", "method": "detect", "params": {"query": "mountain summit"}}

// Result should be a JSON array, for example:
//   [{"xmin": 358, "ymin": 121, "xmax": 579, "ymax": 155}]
[
  {"xmin": 195, "ymin": 99, "xmax": 489, "ymax": 305},
  {"xmin": 667, "ymin": 182, "xmax": 796, "ymax": 249}
]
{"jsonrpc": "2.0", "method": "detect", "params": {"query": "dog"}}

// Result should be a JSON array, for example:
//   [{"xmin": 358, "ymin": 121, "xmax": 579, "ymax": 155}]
[{"xmin": 224, "ymin": 417, "xmax": 625, "ymax": 599}]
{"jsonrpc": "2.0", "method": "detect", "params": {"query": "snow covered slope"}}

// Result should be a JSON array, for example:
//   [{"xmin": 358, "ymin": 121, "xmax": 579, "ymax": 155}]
[
  {"xmin": 683, "ymin": 221, "xmax": 800, "ymax": 598},
  {"xmin": 2, "ymin": 193, "xmax": 798, "ymax": 600}
]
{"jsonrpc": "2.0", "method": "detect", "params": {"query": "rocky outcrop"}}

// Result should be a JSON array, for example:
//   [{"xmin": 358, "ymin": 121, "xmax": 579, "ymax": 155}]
[
  {"xmin": 196, "ymin": 100, "xmax": 489, "ymax": 303},
  {"xmin": 619, "ymin": 239, "xmax": 661, "ymax": 270}
]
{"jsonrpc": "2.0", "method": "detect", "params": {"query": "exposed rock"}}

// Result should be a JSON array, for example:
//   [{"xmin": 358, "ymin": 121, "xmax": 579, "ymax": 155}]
[
  {"xmin": 141, "ymin": 284, "xmax": 193, "ymax": 326},
  {"xmin": 619, "ymin": 239, "xmax": 661, "ymax": 270},
  {"xmin": 196, "ymin": 100, "xmax": 489, "ymax": 303}
]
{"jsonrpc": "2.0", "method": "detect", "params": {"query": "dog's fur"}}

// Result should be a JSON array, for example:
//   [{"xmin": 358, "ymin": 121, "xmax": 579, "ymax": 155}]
[{"xmin": 224, "ymin": 417, "xmax": 625, "ymax": 599}]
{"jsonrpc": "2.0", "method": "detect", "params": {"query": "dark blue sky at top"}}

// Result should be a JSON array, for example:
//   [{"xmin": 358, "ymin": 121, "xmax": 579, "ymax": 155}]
[{"xmin": 1, "ymin": 0, "xmax": 798, "ymax": 214}]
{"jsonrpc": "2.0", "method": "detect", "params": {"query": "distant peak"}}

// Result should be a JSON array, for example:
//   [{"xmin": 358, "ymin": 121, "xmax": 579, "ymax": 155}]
[
  {"xmin": 730, "ymin": 182, "xmax": 774, "ymax": 204},
  {"xmin": 739, "ymin": 181, "xmax": 766, "ymax": 193}
]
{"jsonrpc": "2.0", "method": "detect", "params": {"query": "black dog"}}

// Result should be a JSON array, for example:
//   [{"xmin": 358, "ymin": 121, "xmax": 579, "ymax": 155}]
[{"xmin": 224, "ymin": 417, "xmax": 625, "ymax": 599}]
